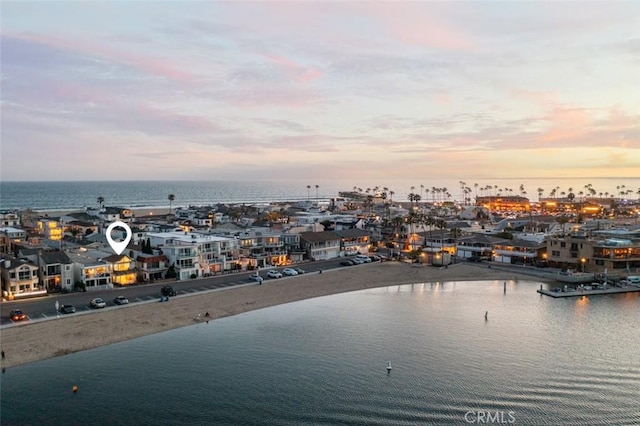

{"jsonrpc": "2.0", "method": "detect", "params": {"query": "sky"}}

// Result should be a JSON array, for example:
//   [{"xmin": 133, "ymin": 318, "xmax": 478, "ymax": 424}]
[{"xmin": 1, "ymin": 1, "xmax": 639, "ymax": 182}]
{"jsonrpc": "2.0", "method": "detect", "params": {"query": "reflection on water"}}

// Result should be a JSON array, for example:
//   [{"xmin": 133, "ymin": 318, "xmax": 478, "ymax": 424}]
[{"xmin": 1, "ymin": 280, "xmax": 639, "ymax": 425}]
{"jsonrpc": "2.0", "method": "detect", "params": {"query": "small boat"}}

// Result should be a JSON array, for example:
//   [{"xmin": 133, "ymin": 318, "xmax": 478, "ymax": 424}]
[{"xmin": 387, "ymin": 361, "xmax": 392, "ymax": 371}]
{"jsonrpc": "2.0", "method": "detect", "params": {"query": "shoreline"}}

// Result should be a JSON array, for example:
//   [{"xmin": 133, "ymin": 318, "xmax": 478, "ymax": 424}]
[{"xmin": 0, "ymin": 263, "xmax": 549, "ymax": 370}]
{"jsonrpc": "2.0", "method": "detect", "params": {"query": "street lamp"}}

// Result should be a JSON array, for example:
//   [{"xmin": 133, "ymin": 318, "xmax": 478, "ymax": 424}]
[{"xmin": 581, "ymin": 258, "xmax": 586, "ymax": 272}]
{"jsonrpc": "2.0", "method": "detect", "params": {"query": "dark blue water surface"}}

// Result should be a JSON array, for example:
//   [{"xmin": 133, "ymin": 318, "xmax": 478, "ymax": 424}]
[{"xmin": 1, "ymin": 280, "xmax": 639, "ymax": 425}]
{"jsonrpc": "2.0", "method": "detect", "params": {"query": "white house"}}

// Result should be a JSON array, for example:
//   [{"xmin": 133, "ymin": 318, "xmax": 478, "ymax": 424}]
[
  {"xmin": 0, "ymin": 256, "xmax": 44, "ymax": 299},
  {"xmin": 148, "ymin": 231, "xmax": 241, "ymax": 279}
]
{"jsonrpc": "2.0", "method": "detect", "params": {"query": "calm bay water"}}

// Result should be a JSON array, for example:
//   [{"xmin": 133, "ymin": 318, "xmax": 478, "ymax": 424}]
[
  {"xmin": 1, "ymin": 280, "xmax": 639, "ymax": 425},
  {"xmin": 1, "ymin": 177, "xmax": 638, "ymax": 211}
]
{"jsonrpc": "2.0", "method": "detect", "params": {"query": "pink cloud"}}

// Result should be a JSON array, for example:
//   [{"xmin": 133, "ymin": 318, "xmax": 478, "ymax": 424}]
[
  {"xmin": 10, "ymin": 32, "xmax": 196, "ymax": 83},
  {"xmin": 541, "ymin": 107, "xmax": 590, "ymax": 143},
  {"xmin": 358, "ymin": 3, "xmax": 476, "ymax": 51},
  {"xmin": 263, "ymin": 53, "xmax": 324, "ymax": 83}
]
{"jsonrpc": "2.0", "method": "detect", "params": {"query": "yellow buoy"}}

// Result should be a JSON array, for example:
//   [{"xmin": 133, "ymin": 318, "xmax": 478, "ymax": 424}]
[{"xmin": 72, "ymin": 386, "xmax": 78, "ymax": 393}]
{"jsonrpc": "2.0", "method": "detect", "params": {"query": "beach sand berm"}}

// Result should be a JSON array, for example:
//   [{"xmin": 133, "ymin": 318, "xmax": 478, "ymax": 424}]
[{"xmin": 0, "ymin": 262, "xmax": 546, "ymax": 369}]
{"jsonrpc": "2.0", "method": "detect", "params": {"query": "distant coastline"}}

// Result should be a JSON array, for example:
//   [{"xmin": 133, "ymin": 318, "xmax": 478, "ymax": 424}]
[{"xmin": 2, "ymin": 178, "xmax": 638, "ymax": 212}]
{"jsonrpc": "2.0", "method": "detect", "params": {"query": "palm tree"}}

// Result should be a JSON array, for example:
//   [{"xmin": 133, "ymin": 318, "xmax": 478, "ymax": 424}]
[
  {"xmin": 306, "ymin": 185, "xmax": 311, "ymax": 200},
  {"xmin": 315, "ymin": 184, "xmax": 319, "ymax": 199},
  {"xmin": 168, "ymin": 194, "xmax": 175, "ymax": 215},
  {"xmin": 97, "ymin": 196, "xmax": 104, "ymax": 210}
]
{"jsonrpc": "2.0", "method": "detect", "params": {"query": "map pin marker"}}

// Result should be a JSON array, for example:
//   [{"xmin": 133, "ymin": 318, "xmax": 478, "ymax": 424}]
[{"xmin": 106, "ymin": 221, "xmax": 132, "ymax": 255}]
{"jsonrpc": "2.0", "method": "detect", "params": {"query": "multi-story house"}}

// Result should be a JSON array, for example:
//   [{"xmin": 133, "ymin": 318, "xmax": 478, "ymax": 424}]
[
  {"xmin": 148, "ymin": 231, "xmax": 240, "ymax": 279},
  {"xmin": 0, "ymin": 232, "xmax": 9, "ymax": 255},
  {"xmin": 0, "ymin": 256, "xmax": 44, "ymax": 299},
  {"xmin": 39, "ymin": 251, "xmax": 73, "ymax": 292},
  {"xmin": 67, "ymin": 250, "xmax": 113, "ymax": 290},
  {"xmin": 37, "ymin": 218, "xmax": 63, "ymax": 240},
  {"xmin": 547, "ymin": 231, "xmax": 640, "ymax": 274},
  {"xmin": 0, "ymin": 211, "xmax": 20, "ymax": 227},
  {"xmin": 299, "ymin": 231, "xmax": 341, "ymax": 260},
  {"xmin": 476, "ymin": 196, "xmax": 530, "ymax": 213},
  {"xmin": 1, "ymin": 227, "xmax": 27, "ymax": 255},
  {"xmin": 136, "ymin": 253, "xmax": 170, "ymax": 281},
  {"xmin": 103, "ymin": 254, "xmax": 137, "ymax": 286},
  {"xmin": 334, "ymin": 229, "xmax": 370, "ymax": 255},
  {"xmin": 281, "ymin": 233, "xmax": 305, "ymax": 263},
  {"xmin": 456, "ymin": 234, "xmax": 508, "ymax": 260},
  {"xmin": 492, "ymin": 238, "xmax": 546, "ymax": 265}
]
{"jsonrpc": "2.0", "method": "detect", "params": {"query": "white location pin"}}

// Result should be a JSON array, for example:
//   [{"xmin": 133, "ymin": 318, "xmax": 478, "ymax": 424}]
[{"xmin": 106, "ymin": 221, "xmax": 132, "ymax": 255}]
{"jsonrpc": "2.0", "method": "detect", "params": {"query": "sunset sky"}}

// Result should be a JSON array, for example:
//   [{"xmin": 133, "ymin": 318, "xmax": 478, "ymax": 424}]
[{"xmin": 2, "ymin": 1, "xmax": 639, "ymax": 182}]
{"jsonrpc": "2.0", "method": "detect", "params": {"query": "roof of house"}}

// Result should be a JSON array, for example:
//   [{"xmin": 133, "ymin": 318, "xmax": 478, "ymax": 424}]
[
  {"xmin": 495, "ymin": 239, "xmax": 545, "ymax": 248},
  {"xmin": 40, "ymin": 251, "xmax": 72, "ymax": 264},
  {"xmin": 299, "ymin": 231, "xmax": 341, "ymax": 243},
  {"xmin": 136, "ymin": 254, "xmax": 169, "ymax": 263},
  {"xmin": 457, "ymin": 234, "xmax": 509, "ymax": 245},
  {"xmin": 0, "ymin": 255, "xmax": 37, "ymax": 270},
  {"xmin": 334, "ymin": 229, "xmax": 370, "ymax": 238},
  {"xmin": 102, "ymin": 254, "xmax": 129, "ymax": 263}
]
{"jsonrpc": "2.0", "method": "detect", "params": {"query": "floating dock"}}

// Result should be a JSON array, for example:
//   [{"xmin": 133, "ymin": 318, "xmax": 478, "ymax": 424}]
[{"xmin": 538, "ymin": 286, "xmax": 640, "ymax": 298}]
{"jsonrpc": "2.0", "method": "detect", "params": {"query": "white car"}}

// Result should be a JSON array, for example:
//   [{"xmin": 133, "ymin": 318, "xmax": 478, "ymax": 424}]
[
  {"xmin": 282, "ymin": 268, "xmax": 298, "ymax": 276},
  {"xmin": 267, "ymin": 270, "xmax": 283, "ymax": 278},
  {"xmin": 90, "ymin": 298, "xmax": 106, "ymax": 309}
]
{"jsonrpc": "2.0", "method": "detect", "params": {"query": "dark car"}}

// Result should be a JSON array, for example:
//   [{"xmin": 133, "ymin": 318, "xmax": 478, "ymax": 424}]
[
  {"xmin": 10, "ymin": 309, "xmax": 27, "ymax": 321},
  {"xmin": 341, "ymin": 260, "xmax": 354, "ymax": 266},
  {"xmin": 161, "ymin": 286, "xmax": 177, "ymax": 297},
  {"xmin": 60, "ymin": 304, "xmax": 76, "ymax": 314},
  {"xmin": 469, "ymin": 256, "xmax": 483, "ymax": 263}
]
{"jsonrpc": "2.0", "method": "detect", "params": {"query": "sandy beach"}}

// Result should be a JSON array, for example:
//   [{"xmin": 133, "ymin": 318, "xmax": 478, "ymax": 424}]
[{"xmin": 0, "ymin": 262, "xmax": 548, "ymax": 369}]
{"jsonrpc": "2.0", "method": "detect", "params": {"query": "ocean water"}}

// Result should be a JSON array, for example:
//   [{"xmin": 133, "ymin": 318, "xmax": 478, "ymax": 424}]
[
  {"xmin": 1, "ymin": 177, "xmax": 638, "ymax": 211},
  {"xmin": 1, "ymin": 280, "xmax": 639, "ymax": 425}
]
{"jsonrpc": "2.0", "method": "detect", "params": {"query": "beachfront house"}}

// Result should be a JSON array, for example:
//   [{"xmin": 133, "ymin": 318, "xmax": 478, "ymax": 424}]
[
  {"xmin": 102, "ymin": 254, "xmax": 137, "ymax": 286},
  {"xmin": 148, "ymin": 231, "xmax": 241, "ymax": 279},
  {"xmin": 0, "ymin": 255, "xmax": 44, "ymax": 300},
  {"xmin": 456, "ymin": 234, "xmax": 508, "ymax": 260},
  {"xmin": 299, "ymin": 231, "xmax": 341, "ymax": 261},
  {"xmin": 546, "ymin": 230, "xmax": 640, "ymax": 274},
  {"xmin": 136, "ymin": 254, "xmax": 170, "ymax": 281},
  {"xmin": 66, "ymin": 249, "xmax": 113, "ymax": 291},
  {"xmin": 492, "ymin": 239, "xmax": 546, "ymax": 265},
  {"xmin": 334, "ymin": 228, "xmax": 370, "ymax": 255},
  {"xmin": 38, "ymin": 251, "xmax": 74, "ymax": 292},
  {"xmin": 237, "ymin": 230, "xmax": 288, "ymax": 268}
]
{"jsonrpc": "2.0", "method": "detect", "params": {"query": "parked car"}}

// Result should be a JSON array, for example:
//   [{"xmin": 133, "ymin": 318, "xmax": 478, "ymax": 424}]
[
  {"xmin": 355, "ymin": 255, "xmax": 372, "ymax": 263},
  {"xmin": 468, "ymin": 256, "xmax": 483, "ymax": 263},
  {"xmin": 351, "ymin": 257, "xmax": 365, "ymax": 264},
  {"xmin": 293, "ymin": 267, "xmax": 306, "ymax": 274},
  {"xmin": 267, "ymin": 270, "xmax": 283, "ymax": 278},
  {"xmin": 282, "ymin": 268, "xmax": 298, "ymax": 276},
  {"xmin": 161, "ymin": 286, "xmax": 177, "ymax": 296},
  {"xmin": 249, "ymin": 273, "xmax": 263, "ymax": 282},
  {"xmin": 60, "ymin": 304, "xmax": 76, "ymax": 314},
  {"xmin": 10, "ymin": 309, "xmax": 27, "ymax": 321},
  {"xmin": 113, "ymin": 296, "xmax": 129, "ymax": 305},
  {"xmin": 90, "ymin": 298, "xmax": 107, "ymax": 308},
  {"xmin": 341, "ymin": 260, "xmax": 354, "ymax": 266}
]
